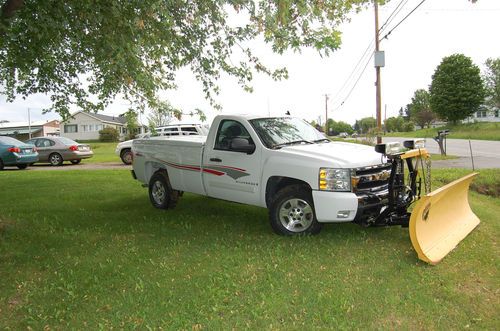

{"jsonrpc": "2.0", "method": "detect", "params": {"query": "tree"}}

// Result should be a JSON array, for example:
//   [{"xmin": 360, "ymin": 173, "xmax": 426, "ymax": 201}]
[
  {"xmin": 147, "ymin": 101, "xmax": 177, "ymax": 128},
  {"xmin": 124, "ymin": 110, "xmax": 139, "ymax": 140},
  {"xmin": 326, "ymin": 119, "xmax": 353, "ymax": 136},
  {"xmin": 384, "ymin": 116, "xmax": 404, "ymax": 132},
  {"xmin": 408, "ymin": 89, "xmax": 436, "ymax": 128},
  {"xmin": 355, "ymin": 117, "xmax": 376, "ymax": 134},
  {"xmin": 484, "ymin": 57, "xmax": 500, "ymax": 109},
  {"xmin": 429, "ymin": 54, "xmax": 485, "ymax": 124},
  {"xmin": 0, "ymin": 0, "xmax": 373, "ymax": 120}
]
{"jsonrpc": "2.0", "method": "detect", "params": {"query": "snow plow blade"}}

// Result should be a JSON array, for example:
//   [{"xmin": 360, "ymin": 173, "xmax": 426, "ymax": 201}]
[{"xmin": 409, "ymin": 173, "xmax": 480, "ymax": 265}]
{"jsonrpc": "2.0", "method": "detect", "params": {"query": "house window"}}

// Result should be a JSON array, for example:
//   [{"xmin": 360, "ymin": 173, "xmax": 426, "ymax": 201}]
[
  {"xmin": 64, "ymin": 124, "xmax": 78, "ymax": 133},
  {"xmin": 495, "ymin": 110, "xmax": 499, "ymax": 118},
  {"xmin": 476, "ymin": 110, "xmax": 487, "ymax": 118}
]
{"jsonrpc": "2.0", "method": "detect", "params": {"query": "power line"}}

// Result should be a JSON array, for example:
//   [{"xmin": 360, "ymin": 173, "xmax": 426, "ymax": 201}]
[
  {"xmin": 381, "ymin": 0, "xmax": 428, "ymax": 41},
  {"xmin": 379, "ymin": 0, "xmax": 409, "ymax": 33},
  {"xmin": 331, "ymin": 39, "xmax": 374, "ymax": 102},
  {"xmin": 330, "ymin": 0, "xmax": 408, "ymax": 110},
  {"xmin": 332, "ymin": 52, "xmax": 374, "ymax": 112}
]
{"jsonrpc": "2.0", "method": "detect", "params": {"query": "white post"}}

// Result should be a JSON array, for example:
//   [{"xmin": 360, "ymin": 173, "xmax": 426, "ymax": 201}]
[{"xmin": 28, "ymin": 108, "xmax": 32, "ymax": 139}]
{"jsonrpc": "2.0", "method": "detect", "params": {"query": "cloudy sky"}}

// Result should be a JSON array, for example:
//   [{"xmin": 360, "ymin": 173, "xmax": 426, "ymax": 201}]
[{"xmin": 1, "ymin": 0, "xmax": 499, "ymax": 125}]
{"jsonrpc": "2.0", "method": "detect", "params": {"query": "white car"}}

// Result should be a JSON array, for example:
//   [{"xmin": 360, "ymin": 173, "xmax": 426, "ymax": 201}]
[{"xmin": 115, "ymin": 124, "xmax": 208, "ymax": 164}]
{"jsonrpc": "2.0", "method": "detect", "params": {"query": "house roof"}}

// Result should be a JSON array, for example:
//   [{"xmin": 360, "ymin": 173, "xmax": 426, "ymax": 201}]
[
  {"xmin": 66, "ymin": 111, "xmax": 127, "ymax": 125},
  {"xmin": 0, "ymin": 120, "xmax": 60, "ymax": 128},
  {"xmin": 88, "ymin": 113, "xmax": 127, "ymax": 125}
]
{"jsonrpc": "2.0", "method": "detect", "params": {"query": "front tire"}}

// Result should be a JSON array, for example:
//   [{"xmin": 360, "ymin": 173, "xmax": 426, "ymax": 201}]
[
  {"xmin": 49, "ymin": 153, "xmax": 63, "ymax": 166},
  {"xmin": 148, "ymin": 171, "xmax": 178, "ymax": 210},
  {"xmin": 120, "ymin": 149, "xmax": 133, "ymax": 165},
  {"xmin": 269, "ymin": 185, "xmax": 322, "ymax": 235},
  {"xmin": 17, "ymin": 164, "xmax": 28, "ymax": 169}
]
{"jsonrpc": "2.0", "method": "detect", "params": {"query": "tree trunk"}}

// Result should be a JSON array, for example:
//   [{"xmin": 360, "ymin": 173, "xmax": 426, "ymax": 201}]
[{"xmin": 1, "ymin": 0, "xmax": 24, "ymax": 19}]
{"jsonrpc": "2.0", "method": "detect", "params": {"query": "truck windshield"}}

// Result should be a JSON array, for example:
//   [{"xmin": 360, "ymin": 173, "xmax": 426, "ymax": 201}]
[{"xmin": 249, "ymin": 117, "xmax": 327, "ymax": 149}]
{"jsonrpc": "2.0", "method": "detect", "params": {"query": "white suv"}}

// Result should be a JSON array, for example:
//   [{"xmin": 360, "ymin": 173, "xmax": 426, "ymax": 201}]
[{"xmin": 115, "ymin": 124, "xmax": 209, "ymax": 164}]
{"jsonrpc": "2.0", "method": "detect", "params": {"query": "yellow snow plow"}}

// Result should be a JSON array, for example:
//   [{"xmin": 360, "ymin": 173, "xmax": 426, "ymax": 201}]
[
  {"xmin": 369, "ymin": 139, "xmax": 480, "ymax": 265},
  {"xmin": 409, "ymin": 172, "xmax": 479, "ymax": 265}
]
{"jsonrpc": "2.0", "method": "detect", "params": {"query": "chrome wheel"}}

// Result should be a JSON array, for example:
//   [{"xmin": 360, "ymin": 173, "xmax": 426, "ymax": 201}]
[
  {"xmin": 278, "ymin": 198, "xmax": 314, "ymax": 233},
  {"xmin": 151, "ymin": 180, "xmax": 166, "ymax": 205}
]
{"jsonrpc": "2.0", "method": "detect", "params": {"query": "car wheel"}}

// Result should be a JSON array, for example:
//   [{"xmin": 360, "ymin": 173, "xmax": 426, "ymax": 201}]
[
  {"xmin": 269, "ymin": 185, "xmax": 322, "ymax": 235},
  {"xmin": 148, "ymin": 171, "xmax": 178, "ymax": 209},
  {"xmin": 70, "ymin": 159, "xmax": 81, "ymax": 164},
  {"xmin": 0, "ymin": 158, "xmax": 4, "ymax": 170},
  {"xmin": 120, "ymin": 149, "xmax": 133, "ymax": 165},
  {"xmin": 17, "ymin": 164, "xmax": 28, "ymax": 170},
  {"xmin": 49, "ymin": 153, "xmax": 63, "ymax": 166}
]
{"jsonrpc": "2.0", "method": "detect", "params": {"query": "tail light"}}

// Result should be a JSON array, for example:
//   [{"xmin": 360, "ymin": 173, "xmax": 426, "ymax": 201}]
[
  {"xmin": 69, "ymin": 145, "xmax": 78, "ymax": 151},
  {"xmin": 8, "ymin": 147, "xmax": 21, "ymax": 153}
]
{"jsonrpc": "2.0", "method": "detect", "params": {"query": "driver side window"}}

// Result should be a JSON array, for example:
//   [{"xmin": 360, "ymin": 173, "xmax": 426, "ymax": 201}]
[{"xmin": 214, "ymin": 120, "xmax": 252, "ymax": 151}]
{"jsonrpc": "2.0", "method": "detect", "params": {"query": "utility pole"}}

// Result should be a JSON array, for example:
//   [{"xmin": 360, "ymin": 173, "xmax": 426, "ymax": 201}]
[
  {"xmin": 374, "ymin": 1, "xmax": 383, "ymax": 144},
  {"xmin": 28, "ymin": 108, "xmax": 32, "ymax": 139},
  {"xmin": 324, "ymin": 94, "xmax": 329, "ymax": 135}
]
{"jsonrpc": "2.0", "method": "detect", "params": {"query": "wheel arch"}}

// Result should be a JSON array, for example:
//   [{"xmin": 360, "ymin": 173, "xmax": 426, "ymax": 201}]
[{"xmin": 265, "ymin": 176, "xmax": 312, "ymax": 208}]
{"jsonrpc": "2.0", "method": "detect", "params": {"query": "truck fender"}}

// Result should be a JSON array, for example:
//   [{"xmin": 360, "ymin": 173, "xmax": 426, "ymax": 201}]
[{"xmin": 265, "ymin": 176, "xmax": 312, "ymax": 208}]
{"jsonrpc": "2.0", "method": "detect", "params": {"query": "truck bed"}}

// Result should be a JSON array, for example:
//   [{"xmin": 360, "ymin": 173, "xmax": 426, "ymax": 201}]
[{"xmin": 132, "ymin": 135, "xmax": 208, "ymax": 195}]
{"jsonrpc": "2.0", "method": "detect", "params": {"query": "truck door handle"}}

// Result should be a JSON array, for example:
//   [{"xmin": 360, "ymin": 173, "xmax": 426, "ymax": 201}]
[{"xmin": 210, "ymin": 157, "xmax": 222, "ymax": 162}]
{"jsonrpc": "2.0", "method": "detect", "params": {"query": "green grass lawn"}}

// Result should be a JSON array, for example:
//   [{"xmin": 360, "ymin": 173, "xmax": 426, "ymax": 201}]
[
  {"xmin": 83, "ymin": 142, "xmax": 119, "ymax": 164},
  {"xmin": 0, "ymin": 170, "xmax": 499, "ymax": 329},
  {"xmin": 385, "ymin": 122, "xmax": 500, "ymax": 141}
]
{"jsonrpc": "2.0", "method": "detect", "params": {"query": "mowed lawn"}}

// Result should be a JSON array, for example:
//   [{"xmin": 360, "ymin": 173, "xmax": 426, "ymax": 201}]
[
  {"xmin": 83, "ymin": 142, "xmax": 119, "ymax": 164},
  {"xmin": 385, "ymin": 122, "xmax": 500, "ymax": 141},
  {"xmin": 0, "ymin": 170, "xmax": 499, "ymax": 329}
]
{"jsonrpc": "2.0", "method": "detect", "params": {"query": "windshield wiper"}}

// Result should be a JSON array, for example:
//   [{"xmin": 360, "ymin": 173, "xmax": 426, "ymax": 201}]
[
  {"xmin": 272, "ymin": 140, "xmax": 314, "ymax": 149},
  {"xmin": 313, "ymin": 138, "xmax": 331, "ymax": 143}
]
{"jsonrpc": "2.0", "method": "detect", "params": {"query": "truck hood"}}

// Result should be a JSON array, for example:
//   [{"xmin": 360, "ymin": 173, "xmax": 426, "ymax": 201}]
[{"xmin": 278, "ymin": 141, "xmax": 385, "ymax": 168}]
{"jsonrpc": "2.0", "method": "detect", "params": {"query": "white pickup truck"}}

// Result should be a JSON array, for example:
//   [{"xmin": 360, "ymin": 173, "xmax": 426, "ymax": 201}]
[{"xmin": 131, "ymin": 115, "xmax": 396, "ymax": 235}]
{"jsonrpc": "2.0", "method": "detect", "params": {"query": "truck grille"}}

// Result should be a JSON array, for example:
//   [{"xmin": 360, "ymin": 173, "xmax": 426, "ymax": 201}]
[{"xmin": 352, "ymin": 163, "xmax": 391, "ymax": 193}]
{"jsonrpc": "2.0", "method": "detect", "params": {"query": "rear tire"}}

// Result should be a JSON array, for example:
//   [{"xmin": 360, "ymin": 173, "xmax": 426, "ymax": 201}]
[
  {"xmin": 49, "ymin": 153, "xmax": 63, "ymax": 166},
  {"xmin": 17, "ymin": 164, "xmax": 28, "ymax": 169},
  {"xmin": 269, "ymin": 185, "xmax": 322, "ymax": 235},
  {"xmin": 148, "ymin": 171, "xmax": 178, "ymax": 210},
  {"xmin": 120, "ymin": 149, "xmax": 133, "ymax": 165},
  {"xmin": 70, "ymin": 159, "xmax": 81, "ymax": 164},
  {"xmin": 0, "ymin": 158, "xmax": 4, "ymax": 170}
]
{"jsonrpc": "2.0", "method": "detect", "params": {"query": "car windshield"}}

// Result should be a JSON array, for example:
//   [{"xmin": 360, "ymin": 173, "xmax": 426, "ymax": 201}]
[
  {"xmin": 57, "ymin": 137, "xmax": 78, "ymax": 145},
  {"xmin": 0, "ymin": 136, "xmax": 23, "ymax": 145},
  {"xmin": 249, "ymin": 117, "xmax": 327, "ymax": 149}
]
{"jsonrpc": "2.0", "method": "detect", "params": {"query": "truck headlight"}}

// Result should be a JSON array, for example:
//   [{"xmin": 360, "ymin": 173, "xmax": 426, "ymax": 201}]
[{"xmin": 319, "ymin": 168, "xmax": 351, "ymax": 192}]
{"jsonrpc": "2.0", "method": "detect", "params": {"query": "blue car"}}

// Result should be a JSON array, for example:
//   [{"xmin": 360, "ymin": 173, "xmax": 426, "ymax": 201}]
[{"xmin": 0, "ymin": 136, "xmax": 39, "ymax": 170}]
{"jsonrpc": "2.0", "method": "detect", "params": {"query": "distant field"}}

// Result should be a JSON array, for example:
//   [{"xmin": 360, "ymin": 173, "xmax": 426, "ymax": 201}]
[{"xmin": 385, "ymin": 122, "xmax": 500, "ymax": 141}]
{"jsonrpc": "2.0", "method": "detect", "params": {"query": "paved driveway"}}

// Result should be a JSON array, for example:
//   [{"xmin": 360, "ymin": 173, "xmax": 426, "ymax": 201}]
[{"xmin": 382, "ymin": 137, "xmax": 500, "ymax": 169}]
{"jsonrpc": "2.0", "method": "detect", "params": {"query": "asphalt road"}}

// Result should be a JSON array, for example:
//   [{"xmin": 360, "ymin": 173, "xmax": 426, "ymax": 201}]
[{"xmin": 382, "ymin": 137, "xmax": 500, "ymax": 169}]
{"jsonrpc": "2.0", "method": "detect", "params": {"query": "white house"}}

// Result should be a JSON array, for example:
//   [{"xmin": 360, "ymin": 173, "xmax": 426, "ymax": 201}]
[
  {"xmin": 60, "ymin": 111, "xmax": 128, "ymax": 141},
  {"xmin": 467, "ymin": 106, "xmax": 500, "ymax": 123}
]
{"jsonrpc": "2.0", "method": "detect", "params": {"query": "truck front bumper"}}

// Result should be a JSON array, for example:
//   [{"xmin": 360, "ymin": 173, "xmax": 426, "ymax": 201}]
[{"xmin": 312, "ymin": 189, "xmax": 389, "ymax": 223}]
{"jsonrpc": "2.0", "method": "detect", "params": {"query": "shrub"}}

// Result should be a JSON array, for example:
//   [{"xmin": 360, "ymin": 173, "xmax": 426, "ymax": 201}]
[
  {"xmin": 99, "ymin": 127, "xmax": 119, "ymax": 142},
  {"xmin": 402, "ymin": 121, "xmax": 415, "ymax": 132}
]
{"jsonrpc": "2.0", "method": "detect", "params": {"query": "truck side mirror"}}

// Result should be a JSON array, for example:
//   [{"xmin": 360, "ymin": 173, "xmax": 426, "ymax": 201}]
[{"xmin": 230, "ymin": 138, "xmax": 255, "ymax": 154}]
